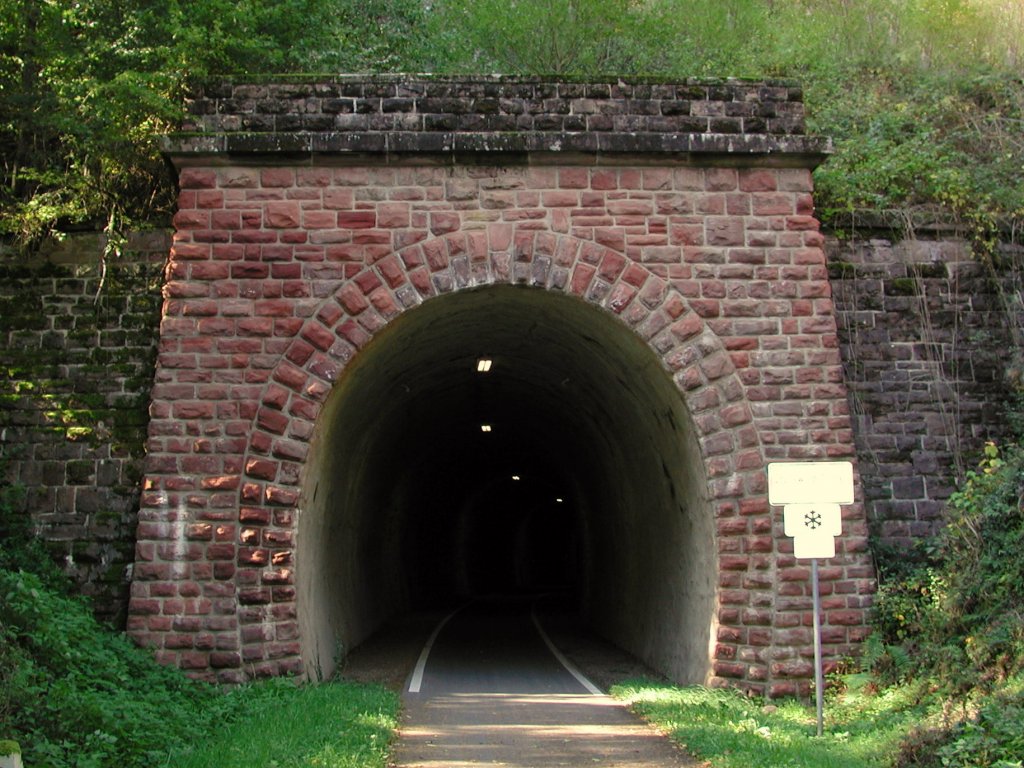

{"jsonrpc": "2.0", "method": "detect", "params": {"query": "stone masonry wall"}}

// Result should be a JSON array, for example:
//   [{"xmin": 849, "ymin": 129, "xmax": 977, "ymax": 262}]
[
  {"xmin": 0, "ymin": 233, "xmax": 167, "ymax": 626},
  {"xmin": 10, "ymin": 76, "xmax": 1020, "ymax": 696},
  {"xmin": 826, "ymin": 225, "xmax": 1024, "ymax": 548}
]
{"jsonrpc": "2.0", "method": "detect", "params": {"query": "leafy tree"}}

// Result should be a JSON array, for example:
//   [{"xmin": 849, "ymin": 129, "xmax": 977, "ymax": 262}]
[{"xmin": 0, "ymin": 0, "xmax": 1022, "ymax": 255}]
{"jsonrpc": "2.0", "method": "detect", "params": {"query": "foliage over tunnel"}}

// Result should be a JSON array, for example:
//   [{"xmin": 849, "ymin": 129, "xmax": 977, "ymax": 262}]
[{"xmin": 1, "ymin": 0, "xmax": 1022, "ymax": 254}]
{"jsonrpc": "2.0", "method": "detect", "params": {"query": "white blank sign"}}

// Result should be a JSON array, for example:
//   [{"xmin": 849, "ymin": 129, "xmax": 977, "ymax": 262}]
[{"xmin": 767, "ymin": 461, "xmax": 854, "ymax": 506}]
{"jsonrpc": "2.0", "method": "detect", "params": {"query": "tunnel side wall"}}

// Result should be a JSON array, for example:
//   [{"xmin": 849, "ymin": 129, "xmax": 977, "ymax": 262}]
[{"xmin": 125, "ymin": 157, "xmax": 873, "ymax": 696}]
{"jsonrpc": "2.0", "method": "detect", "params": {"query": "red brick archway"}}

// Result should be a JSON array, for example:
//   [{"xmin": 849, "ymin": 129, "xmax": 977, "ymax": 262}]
[{"xmin": 130, "ymin": 77, "xmax": 875, "ymax": 696}]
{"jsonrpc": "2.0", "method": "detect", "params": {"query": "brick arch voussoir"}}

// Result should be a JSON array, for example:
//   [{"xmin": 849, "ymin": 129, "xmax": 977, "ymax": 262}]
[{"xmin": 238, "ymin": 226, "xmax": 762, "ymax": 520}]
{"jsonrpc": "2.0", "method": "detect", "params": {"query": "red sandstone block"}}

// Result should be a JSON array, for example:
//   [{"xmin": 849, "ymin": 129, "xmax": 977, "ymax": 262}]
[
  {"xmin": 591, "ymin": 169, "xmax": 617, "ymax": 190},
  {"xmin": 337, "ymin": 211, "xmax": 376, "ymax": 229},
  {"xmin": 606, "ymin": 283, "xmax": 637, "ymax": 314},
  {"xmin": 771, "ymin": 659, "xmax": 814, "ymax": 678},
  {"xmin": 238, "ymin": 547, "xmax": 269, "ymax": 567},
  {"xmin": 240, "ymin": 528, "xmax": 259, "ymax": 545},
  {"xmin": 558, "ymin": 168, "xmax": 588, "ymax": 189},
  {"xmin": 265, "ymin": 485, "xmax": 299, "ymax": 507},
  {"xmin": 239, "ymin": 588, "xmax": 272, "ymax": 605},
  {"xmin": 642, "ymin": 169, "xmax": 672, "ymax": 190},
  {"xmin": 308, "ymin": 353, "xmax": 342, "ymax": 382},
  {"xmin": 165, "ymin": 633, "xmax": 194, "ymax": 650},
  {"xmin": 569, "ymin": 263, "xmax": 596, "ymax": 295},
  {"xmin": 187, "ymin": 523, "xmax": 214, "ymax": 541},
  {"xmin": 608, "ymin": 199, "xmax": 654, "ymax": 217},
  {"xmin": 715, "ymin": 643, "xmax": 737, "ymax": 660},
  {"xmin": 594, "ymin": 228, "xmax": 626, "ymax": 252},
  {"xmin": 262, "ymin": 569, "xmax": 293, "ymax": 585},
  {"xmin": 712, "ymin": 661, "xmax": 747, "ymax": 679},
  {"xmin": 180, "ymin": 169, "xmax": 217, "ymax": 189},
  {"xmin": 245, "ymin": 457, "xmax": 278, "ymax": 481},
  {"xmin": 272, "ymin": 438, "xmax": 307, "ymax": 462},
  {"xmin": 196, "ymin": 190, "xmax": 224, "ymax": 209},
  {"xmin": 339, "ymin": 283, "xmax": 370, "ymax": 314},
  {"xmin": 288, "ymin": 397, "xmax": 319, "ymax": 421},
  {"xmin": 338, "ymin": 319, "xmax": 371, "ymax": 348},
  {"xmin": 354, "ymin": 229, "xmax": 390, "ymax": 246},
  {"xmin": 320, "ymin": 188, "xmax": 355, "ymax": 211},
  {"xmin": 300, "ymin": 322, "xmax": 334, "ymax": 352},
  {"xmin": 206, "ymin": 543, "xmax": 236, "ymax": 561},
  {"xmin": 377, "ymin": 202, "xmax": 410, "ymax": 228},
  {"xmin": 367, "ymin": 287, "xmax": 398, "ymax": 317},
  {"xmin": 301, "ymin": 210, "xmax": 336, "ymax": 230},
  {"xmin": 828, "ymin": 610, "xmax": 864, "ymax": 626},
  {"xmin": 670, "ymin": 313, "xmax": 702, "ymax": 341},
  {"xmin": 738, "ymin": 169, "xmax": 778, "ymax": 192},
  {"xmin": 598, "ymin": 250, "xmax": 626, "ymax": 281},
  {"xmin": 178, "ymin": 651, "xmax": 210, "ymax": 670},
  {"xmin": 261, "ymin": 168, "xmax": 295, "ymax": 188},
  {"xmin": 213, "ymin": 562, "xmax": 235, "ymax": 580},
  {"xmin": 541, "ymin": 190, "xmax": 579, "ymax": 208},
  {"xmin": 705, "ymin": 168, "xmax": 737, "ymax": 191},
  {"xmin": 231, "ymin": 262, "xmax": 270, "ymax": 279},
  {"xmin": 174, "ymin": 210, "xmax": 210, "ymax": 230},
  {"xmin": 171, "ymin": 243, "xmax": 211, "ymax": 261},
  {"xmin": 209, "ymin": 651, "xmax": 241, "ymax": 669},
  {"xmin": 131, "ymin": 599, "xmax": 161, "ymax": 615}
]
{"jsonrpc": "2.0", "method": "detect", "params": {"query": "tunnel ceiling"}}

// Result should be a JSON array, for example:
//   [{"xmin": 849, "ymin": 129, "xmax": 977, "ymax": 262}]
[{"xmin": 329, "ymin": 284, "xmax": 675, "ymax": 500}]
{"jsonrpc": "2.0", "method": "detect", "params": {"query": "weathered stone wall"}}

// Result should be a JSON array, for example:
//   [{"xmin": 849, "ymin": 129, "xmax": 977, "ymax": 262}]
[
  {"xmin": 826, "ymin": 225, "xmax": 1024, "ymax": 548},
  {"xmin": 0, "ymin": 233, "xmax": 167, "ymax": 626}
]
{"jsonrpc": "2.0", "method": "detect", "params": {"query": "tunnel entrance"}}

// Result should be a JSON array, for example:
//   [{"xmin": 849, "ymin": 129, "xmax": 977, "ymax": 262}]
[{"xmin": 298, "ymin": 284, "xmax": 716, "ymax": 684}]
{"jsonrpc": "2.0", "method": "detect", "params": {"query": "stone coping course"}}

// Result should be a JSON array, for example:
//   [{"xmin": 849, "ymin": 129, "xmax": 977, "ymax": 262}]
[{"xmin": 166, "ymin": 75, "xmax": 831, "ymax": 163}]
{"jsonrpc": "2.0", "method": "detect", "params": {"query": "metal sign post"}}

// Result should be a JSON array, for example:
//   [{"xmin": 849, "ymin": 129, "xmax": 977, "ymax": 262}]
[
  {"xmin": 811, "ymin": 558, "xmax": 824, "ymax": 737},
  {"xmin": 767, "ymin": 461, "xmax": 854, "ymax": 738}
]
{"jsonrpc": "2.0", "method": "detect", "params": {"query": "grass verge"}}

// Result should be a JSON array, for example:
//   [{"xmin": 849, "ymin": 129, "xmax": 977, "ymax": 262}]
[
  {"xmin": 611, "ymin": 679, "xmax": 933, "ymax": 768},
  {"xmin": 0, "ymin": 567, "xmax": 398, "ymax": 768},
  {"xmin": 169, "ymin": 680, "xmax": 398, "ymax": 768}
]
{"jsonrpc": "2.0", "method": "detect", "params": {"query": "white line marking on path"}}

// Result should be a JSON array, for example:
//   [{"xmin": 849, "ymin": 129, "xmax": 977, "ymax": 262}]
[
  {"xmin": 407, "ymin": 606, "xmax": 463, "ymax": 693},
  {"xmin": 531, "ymin": 605, "xmax": 603, "ymax": 695}
]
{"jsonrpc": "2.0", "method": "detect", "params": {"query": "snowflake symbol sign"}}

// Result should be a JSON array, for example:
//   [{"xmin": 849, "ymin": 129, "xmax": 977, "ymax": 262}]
[{"xmin": 804, "ymin": 509, "xmax": 823, "ymax": 530}]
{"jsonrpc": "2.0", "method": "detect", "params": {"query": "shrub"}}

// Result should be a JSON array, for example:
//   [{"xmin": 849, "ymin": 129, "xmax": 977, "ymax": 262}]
[{"xmin": 0, "ymin": 568, "xmax": 225, "ymax": 766}]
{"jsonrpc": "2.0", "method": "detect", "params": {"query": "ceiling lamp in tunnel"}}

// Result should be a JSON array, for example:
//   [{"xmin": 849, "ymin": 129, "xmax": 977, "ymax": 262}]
[
  {"xmin": 512, "ymin": 475, "xmax": 521, "ymax": 481},
  {"xmin": 480, "ymin": 424, "xmax": 493, "ymax": 432},
  {"xmin": 476, "ymin": 358, "xmax": 493, "ymax": 373}
]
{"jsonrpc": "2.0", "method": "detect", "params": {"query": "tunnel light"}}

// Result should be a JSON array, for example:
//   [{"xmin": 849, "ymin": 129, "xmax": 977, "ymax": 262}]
[
  {"xmin": 480, "ymin": 424, "xmax": 492, "ymax": 432},
  {"xmin": 476, "ymin": 358, "xmax": 493, "ymax": 373},
  {"xmin": 555, "ymin": 498, "xmax": 564, "ymax": 503},
  {"xmin": 512, "ymin": 475, "xmax": 521, "ymax": 481}
]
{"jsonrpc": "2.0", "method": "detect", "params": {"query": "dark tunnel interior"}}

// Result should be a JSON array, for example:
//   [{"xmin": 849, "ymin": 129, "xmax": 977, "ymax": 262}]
[{"xmin": 298, "ymin": 284, "xmax": 717, "ymax": 684}]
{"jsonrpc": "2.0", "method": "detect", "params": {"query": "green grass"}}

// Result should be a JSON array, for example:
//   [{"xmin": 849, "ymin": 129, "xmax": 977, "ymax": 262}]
[
  {"xmin": 0, "ymin": 565, "xmax": 398, "ymax": 768},
  {"xmin": 611, "ymin": 679, "xmax": 934, "ymax": 768},
  {"xmin": 170, "ymin": 680, "xmax": 398, "ymax": 768}
]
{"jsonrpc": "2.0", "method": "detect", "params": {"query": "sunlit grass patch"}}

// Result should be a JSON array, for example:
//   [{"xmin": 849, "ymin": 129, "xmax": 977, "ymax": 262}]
[
  {"xmin": 611, "ymin": 679, "xmax": 931, "ymax": 768},
  {"xmin": 170, "ymin": 680, "xmax": 398, "ymax": 768}
]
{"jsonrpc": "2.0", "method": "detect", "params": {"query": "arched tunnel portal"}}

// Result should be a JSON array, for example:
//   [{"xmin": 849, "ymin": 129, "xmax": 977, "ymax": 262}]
[{"xmin": 298, "ymin": 284, "xmax": 716, "ymax": 684}]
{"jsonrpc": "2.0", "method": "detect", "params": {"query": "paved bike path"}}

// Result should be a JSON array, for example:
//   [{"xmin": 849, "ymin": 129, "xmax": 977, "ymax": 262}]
[{"xmin": 389, "ymin": 597, "xmax": 696, "ymax": 767}]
